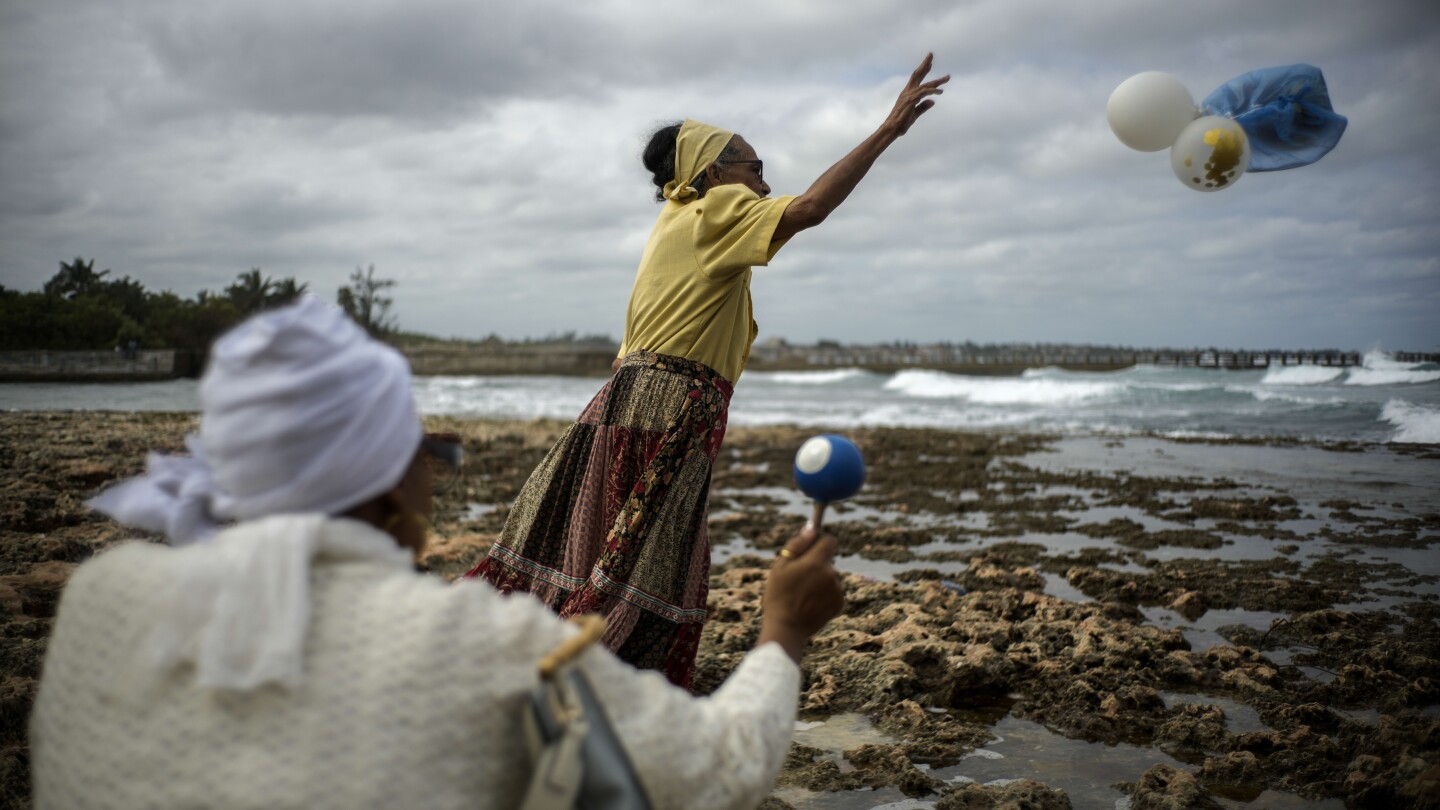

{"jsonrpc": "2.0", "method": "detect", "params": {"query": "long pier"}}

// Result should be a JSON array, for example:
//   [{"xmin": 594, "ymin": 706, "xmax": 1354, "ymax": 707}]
[
  {"xmin": 1137, "ymin": 350, "xmax": 1364, "ymax": 369},
  {"xmin": 747, "ymin": 344, "xmax": 1439, "ymax": 374},
  {"xmin": 4, "ymin": 346, "xmax": 1436, "ymax": 382}
]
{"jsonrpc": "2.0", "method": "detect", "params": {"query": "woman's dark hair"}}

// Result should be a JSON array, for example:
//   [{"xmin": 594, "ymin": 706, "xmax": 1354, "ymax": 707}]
[{"xmin": 642, "ymin": 122, "xmax": 740, "ymax": 202}]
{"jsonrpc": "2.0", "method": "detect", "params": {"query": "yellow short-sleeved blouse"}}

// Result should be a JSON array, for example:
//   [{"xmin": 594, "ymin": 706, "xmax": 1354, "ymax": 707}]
[{"xmin": 618, "ymin": 185, "xmax": 796, "ymax": 383}]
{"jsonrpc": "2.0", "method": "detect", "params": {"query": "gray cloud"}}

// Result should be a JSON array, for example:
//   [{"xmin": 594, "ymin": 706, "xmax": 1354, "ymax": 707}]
[
  {"xmin": 1, "ymin": 0, "xmax": 1437, "ymax": 351},
  {"xmin": 138, "ymin": 1, "xmax": 606, "ymax": 121}
]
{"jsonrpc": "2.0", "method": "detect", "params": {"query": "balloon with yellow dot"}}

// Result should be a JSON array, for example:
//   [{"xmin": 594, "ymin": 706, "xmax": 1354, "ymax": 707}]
[{"xmin": 1170, "ymin": 117, "xmax": 1251, "ymax": 192}]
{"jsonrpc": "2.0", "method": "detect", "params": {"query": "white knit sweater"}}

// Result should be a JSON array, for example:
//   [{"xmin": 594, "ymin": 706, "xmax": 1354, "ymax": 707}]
[{"xmin": 31, "ymin": 519, "xmax": 799, "ymax": 809}]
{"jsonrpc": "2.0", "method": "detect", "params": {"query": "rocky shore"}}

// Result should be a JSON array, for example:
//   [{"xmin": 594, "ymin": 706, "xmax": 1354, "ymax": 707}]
[{"xmin": 2, "ymin": 412, "xmax": 1437, "ymax": 809}]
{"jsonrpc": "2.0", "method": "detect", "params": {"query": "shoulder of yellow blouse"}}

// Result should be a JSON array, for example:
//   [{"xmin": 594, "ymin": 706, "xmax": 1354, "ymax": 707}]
[
  {"xmin": 692, "ymin": 184, "xmax": 765, "ymax": 220},
  {"xmin": 705, "ymin": 184, "xmax": 762, "ymax": 202}
]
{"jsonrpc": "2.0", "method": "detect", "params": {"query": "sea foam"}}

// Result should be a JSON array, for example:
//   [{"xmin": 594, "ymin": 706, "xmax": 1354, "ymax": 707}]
[
  {"xmin": 884, "ymin": 369, "xmax": 1119, "ymax": 405},
  {"xmin": 1346, "ymin": 367, "xmax": 1440, "ymax": 386},
  {"xmin": 753, "ymin": 368, "xmax": 870, "ymax": 385},
  {"xmin": 1260, "ymin": 365, "xmax": 1344, "ymax": 386},
  {"xmin": 1343, "ymin": 352, "xmax": 1440, "ymax": 386},
  {"xmin": 1381, "ymin": 399, "xmax": 1440, "ymax": 444},
  {"xmin": 1248, "ymin": 388, "xmax": 1344, "ymax": 405},
  {"xmin": 1361, "ymin": 350, "xmax": 1420, "ymax": 371}
]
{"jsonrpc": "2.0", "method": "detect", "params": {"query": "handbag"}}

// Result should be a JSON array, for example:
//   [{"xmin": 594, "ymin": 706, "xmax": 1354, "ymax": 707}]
[{"xmin": 519, "ymin": 615, "xmax": 654, "ymax": 810}]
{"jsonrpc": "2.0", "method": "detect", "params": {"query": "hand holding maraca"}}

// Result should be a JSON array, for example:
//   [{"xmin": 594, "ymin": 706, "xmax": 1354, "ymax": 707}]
[
  {"xmin": 755, "ymin": 434, "xmax": 864, "ymax": 663},
  {"xmin": 760, "ymin": 523, "xmax": 845, "ymax": 662}
]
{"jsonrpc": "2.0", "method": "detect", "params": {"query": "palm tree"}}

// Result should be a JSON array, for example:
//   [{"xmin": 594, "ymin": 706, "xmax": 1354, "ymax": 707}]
[
  {"xmin": 225, "ymin": 269, "xmax": 275, "ymax": 314},
  {"xmin": 43, "ymin": 257, "xmax": 110, "ymax": 300},
  {"xmin": 267, "ymin": 277, "xmax": 309, "ymax": 306}
]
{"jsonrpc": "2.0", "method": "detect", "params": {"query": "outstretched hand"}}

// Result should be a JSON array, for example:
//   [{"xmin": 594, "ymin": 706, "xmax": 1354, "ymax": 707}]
[
  {"xmin": 769, "ymin": 52, "xmax": 951, "ymax": 244},
  {"xmin": 884, "ymin": 52, "xmax": 949, "ymax": 137},
  {"xmin": 758, "ymin": 523, "xmax": 845, "ymax": 663}
]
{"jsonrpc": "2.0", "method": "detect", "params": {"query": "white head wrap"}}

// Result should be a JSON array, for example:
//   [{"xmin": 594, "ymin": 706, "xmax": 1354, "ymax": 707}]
[
  {"xmin": 90, "ymin": 295, "xmax": 422, "ymax": 544},
  {"xmin": 87, "ymin": 295, "xmax": 423, "ymax": 690}
]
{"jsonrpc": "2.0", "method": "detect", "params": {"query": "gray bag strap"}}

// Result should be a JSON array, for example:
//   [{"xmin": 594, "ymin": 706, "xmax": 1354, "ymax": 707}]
[
  {"xmin": 519, "ymin": 705, "xmax": 587, "ymax": 810},
  {"xmin": 518, "ymin": 616, "xmax": 653, "ymax": 810}
]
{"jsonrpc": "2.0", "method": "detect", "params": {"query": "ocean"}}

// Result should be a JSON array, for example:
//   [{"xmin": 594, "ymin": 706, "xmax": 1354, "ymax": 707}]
[
  {"xmin": 4, "ymin": 354, "xmax": 1436, "ymax": 810},
  {"xmin": 4, "ymin": 350, "xmax": 1437, "ymax": 444}
]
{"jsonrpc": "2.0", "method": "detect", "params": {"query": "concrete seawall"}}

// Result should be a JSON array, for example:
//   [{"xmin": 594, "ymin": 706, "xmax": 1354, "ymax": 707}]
[
  {"xmin": 1, "ymin": 347, "xmax": 625, "ymax": 381},
  {"xmin": 0, "ymin": 350, "xmax": 199, "ymax": 382},
  {"xmin": 401, "ymin": 346, "xmax": 617, "ymax": 377}
]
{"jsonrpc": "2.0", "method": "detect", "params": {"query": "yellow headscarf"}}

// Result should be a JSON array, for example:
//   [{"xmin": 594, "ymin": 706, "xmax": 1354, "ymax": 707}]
[{"xmin": 662, "ymin": 119, "xmax": 734, "ymax": 203}]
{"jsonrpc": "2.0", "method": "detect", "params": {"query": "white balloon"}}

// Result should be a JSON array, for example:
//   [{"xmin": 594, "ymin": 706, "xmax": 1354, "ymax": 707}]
[
  {"xmin": 1170, "ymin": 116, "xmax": 1251, "ymax": 192},
  {"xmin": 1106, "ymin": 72, "xmax": 1197, "ymax": 152}
]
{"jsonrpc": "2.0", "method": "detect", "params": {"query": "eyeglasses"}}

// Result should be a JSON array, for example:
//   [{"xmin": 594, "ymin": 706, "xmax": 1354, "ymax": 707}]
[
  {"xmin": 421, "ymin": 433, "xmax": 464, "ymax": 495},
  {"xmin": 725, "ymin": 160, "xmax": 764, "ymax": 181}
]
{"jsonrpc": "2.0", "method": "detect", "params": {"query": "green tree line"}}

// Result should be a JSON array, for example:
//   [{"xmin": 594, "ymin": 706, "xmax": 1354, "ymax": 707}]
[{"xmin": 0, "ymin": 259, "xmax": 398, "ymax": 350}]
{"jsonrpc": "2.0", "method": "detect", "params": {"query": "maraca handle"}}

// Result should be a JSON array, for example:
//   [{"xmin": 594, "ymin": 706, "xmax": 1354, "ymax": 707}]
[{"xmin": 811, "ymin": 500, "xmax": 827, "ymax": 532}]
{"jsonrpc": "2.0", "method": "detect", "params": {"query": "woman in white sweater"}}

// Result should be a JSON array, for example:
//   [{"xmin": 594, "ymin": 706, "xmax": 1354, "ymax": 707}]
[{"xmin": 29, "ymin": 297, "xmax": 844, "ymax": 809}]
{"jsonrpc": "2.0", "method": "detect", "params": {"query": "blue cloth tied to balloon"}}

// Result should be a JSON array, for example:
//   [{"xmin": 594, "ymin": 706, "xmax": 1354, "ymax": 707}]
[{"xmin": 1201, "ymin": 64, "xmax": 1347, "ymax": 172}]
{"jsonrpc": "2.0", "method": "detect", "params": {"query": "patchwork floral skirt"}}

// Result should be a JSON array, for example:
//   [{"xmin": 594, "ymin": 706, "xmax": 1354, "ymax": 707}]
[{"xmin": 466, "ymin": 351, "xmax": 733, "ymax": 688}]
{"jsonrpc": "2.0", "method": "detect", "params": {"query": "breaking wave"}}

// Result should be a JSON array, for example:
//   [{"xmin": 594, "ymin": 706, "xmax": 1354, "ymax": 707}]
[
  {"xmin": 1381, "ymin": 399, "xmax": 1440, "ymax": 444},
  {"xmin": 884, "ymin": 369, "xmax": 1119, "ymax": 405},
  {"xmin": 751, "ymin": 368, "xmax": 871, "ymax": 385},
  {"xmin": 1261, "ymin": 366, "xmax": 1345, "ymax": 385}
]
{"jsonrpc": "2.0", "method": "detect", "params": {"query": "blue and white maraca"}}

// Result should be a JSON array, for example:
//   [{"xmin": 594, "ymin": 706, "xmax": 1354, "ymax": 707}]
[{"xmin": 794, "ymin": 434, "xmax": 866, "ymax": 529}]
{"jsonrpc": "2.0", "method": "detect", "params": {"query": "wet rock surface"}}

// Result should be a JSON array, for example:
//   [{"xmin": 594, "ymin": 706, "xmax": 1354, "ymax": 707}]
[{"xmin": 2, "ymin": 412, "xmax": 1437, "ymax": 809}]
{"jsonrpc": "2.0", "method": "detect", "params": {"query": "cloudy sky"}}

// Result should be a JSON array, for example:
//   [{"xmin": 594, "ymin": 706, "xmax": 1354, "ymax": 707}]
[{"xmin": 2, "ymin": 0, "xmax": 1437, "ymax": 352}]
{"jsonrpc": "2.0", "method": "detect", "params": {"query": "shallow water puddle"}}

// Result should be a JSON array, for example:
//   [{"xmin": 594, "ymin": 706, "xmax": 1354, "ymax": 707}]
[
  {"xmin": 780, "ymin": 705, "xmax": 1327, "ymax": 809},
  {"xmin": 1040, "ymin": 571, "xmax": 1093, "ymax": 602},
  {"xmin": 709, "ymin": 535, "xmax": 759, "ymax": 564},
  {"xmin": 1335, "ymin": 706, "xmax": 1382, "ymax": 725},
  {"xmin": 1139, "ymin": 605, "xmax": 1290, "ymax": 651},
  {"xmin": 1142, "ymin": 606, "xmax": 1343, "ymax": 684},
  {"xmin": 837, "ymin": 554, "xmax": 970, "ymax": 582},
  {"xmin": 934, "ymin": 715, "xmax": 1186, "ymax": 808},
  {"xmin": 1018, "ymin": 438, "xmax": 1440, "ymax": 510},
  {"xmin": 970, "ymin": 530, "xmax": 1105, "ymax": 556},
  {"xmin": 944, "ymin": 714, "xmax": 1342, "ymax": 809},
  {"xmin": 1160, "ymin": 691, "xmax": 1269, "ymax": 735},
  {"xmin": 709, "ymin": 534, "xmax": 972, "ymax": 581},
  {"xmin": 770, "ymin": 785, "xmax": 919, "ymax": 810},
  {"xmin": 1058, "ymin": 502, "xmax": 1177, "ymax": 533},
  {"xmin": 1354, "ymin": 542, "xmax": 1440, "ymax": 579},
  {"xmin": 712, "ymin": 484, "xmax": 990, "ymax": 531},
  {"xmin": 1208, "ymin": 790, "xmax": 1347, "ymax": 809},
  {"xmin": 793, "ymin": 712, "xmax": 897, "ymax": 757},
  {"xmin": 1051, "ymin": 499, "xmax": 1310, "ymax": 565},
  {"xmin": 1256, "ymin": 647, "xmax": 1342, "ymax": 684},
  {"xmin": 777, "ymin": 714, "xmax": 941, "ymax": 809}
]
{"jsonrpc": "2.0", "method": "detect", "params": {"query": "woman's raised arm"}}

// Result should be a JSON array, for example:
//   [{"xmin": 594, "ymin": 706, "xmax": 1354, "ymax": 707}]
[{"xmin": 772, "ymin": 53, "xmax": 949, "ymax": 245}]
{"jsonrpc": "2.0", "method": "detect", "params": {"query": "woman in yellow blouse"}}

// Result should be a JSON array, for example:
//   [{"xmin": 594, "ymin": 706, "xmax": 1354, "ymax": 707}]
[{"xmin": 469, "ymin": 54, "xmax": 947, "ymax": 687}]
